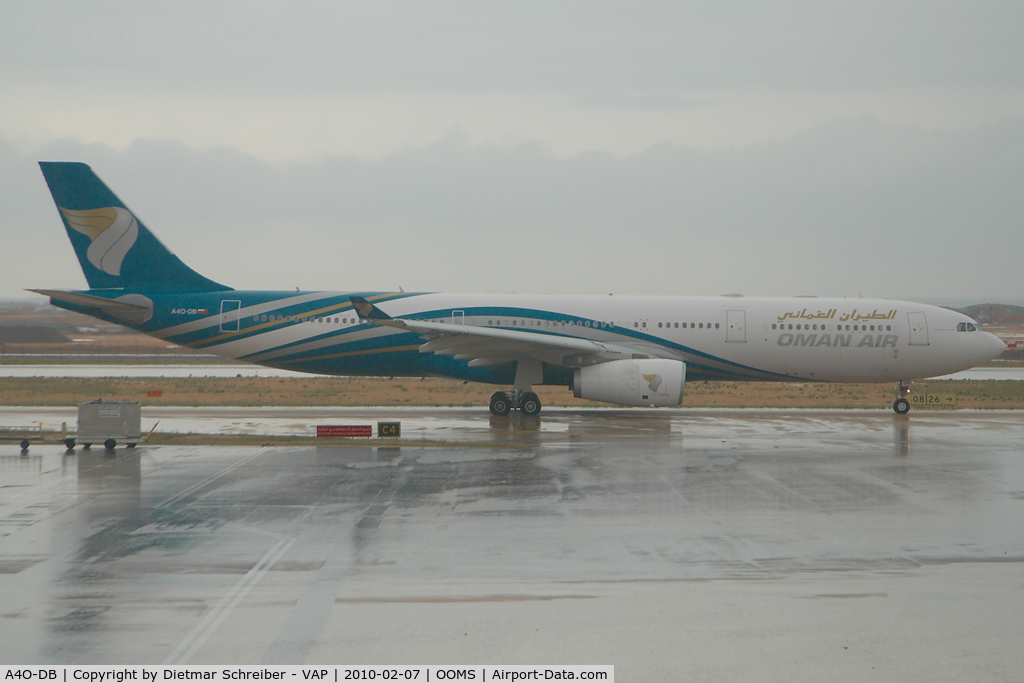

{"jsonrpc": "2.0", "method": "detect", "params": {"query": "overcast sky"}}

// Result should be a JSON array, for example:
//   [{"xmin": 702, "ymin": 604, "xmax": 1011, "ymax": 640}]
[{"xmin": 2, "ymin": 1, "xmax": 1022, "ymax": 304}]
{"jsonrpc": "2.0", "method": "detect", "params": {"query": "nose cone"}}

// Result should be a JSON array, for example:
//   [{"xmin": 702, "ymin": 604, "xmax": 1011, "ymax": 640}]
[{"xmin": 985, "ymin": 332, "xmax": 1007, "ymax": 360}]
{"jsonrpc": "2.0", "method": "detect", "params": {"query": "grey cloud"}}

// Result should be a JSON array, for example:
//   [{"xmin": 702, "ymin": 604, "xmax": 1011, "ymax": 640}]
[
  {"xmin": 4, "ymin": 116, "xmax": 1022, "ymax": 302},
  {"xmin": 2, "ymin": 2, "xmax": 1022, "ymax": 96},
  {"xmin": 573, "ymin": 92, "xmax": 706, "ymax": 110}
]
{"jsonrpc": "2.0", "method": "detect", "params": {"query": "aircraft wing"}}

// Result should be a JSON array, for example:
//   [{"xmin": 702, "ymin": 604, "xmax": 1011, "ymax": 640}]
[{"xmin": 350, "ymin": 296, "xmax": 645, "ymax": 367}]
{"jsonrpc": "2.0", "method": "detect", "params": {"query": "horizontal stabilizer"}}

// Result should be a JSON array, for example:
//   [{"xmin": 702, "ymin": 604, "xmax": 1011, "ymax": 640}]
[{"xmin": 29, "ymin": 289, "xmax": 154, "ymax": 324}]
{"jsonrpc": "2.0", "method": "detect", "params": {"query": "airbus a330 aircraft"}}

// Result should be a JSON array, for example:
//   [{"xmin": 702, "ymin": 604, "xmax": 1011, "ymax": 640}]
[{"xmin": 31, "ymin": 162, "xmax": 1005, "ymax": 416}]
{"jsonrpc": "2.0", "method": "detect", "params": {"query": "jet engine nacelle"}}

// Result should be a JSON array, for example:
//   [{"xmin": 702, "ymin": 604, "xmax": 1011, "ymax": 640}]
[{"xmin": 573, "ymin": 359, "xmax": 685, "ymax": 407}]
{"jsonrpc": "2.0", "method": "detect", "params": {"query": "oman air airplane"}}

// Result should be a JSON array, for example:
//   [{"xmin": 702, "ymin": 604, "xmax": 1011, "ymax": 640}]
[{"xmin": 30, "ymin": 162, "xmax": 1005, "ymax": 416}]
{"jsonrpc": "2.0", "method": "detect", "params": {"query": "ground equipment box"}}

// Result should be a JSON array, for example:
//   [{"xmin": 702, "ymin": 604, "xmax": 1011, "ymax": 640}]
[{"xmin": 76, "ymin": 400, "xmax": 144, "ymax": 449}]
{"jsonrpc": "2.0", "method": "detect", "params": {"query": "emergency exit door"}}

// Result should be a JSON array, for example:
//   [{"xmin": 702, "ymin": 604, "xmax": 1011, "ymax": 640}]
[
  {"xmin": 220, "ymin": 300, "xmax": 241, "ymax": 332},
  {"xmin": 907, "ymin": 312, "xmax": 929, "ymax": 346},
  {"xmin": 726, "ymin": 310, "xmax": 746, "ymax": 342}
]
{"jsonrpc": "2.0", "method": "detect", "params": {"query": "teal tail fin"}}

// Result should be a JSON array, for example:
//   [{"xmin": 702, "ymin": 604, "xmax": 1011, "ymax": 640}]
[{"xmin": 38, "ymin": 161, "xmax": 230, "ymax": 292}]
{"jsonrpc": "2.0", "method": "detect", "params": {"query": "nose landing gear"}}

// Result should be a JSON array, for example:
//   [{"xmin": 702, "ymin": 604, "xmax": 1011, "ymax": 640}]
[{"xmin": 893, "ymin": 380, "xmax": 912, "ymax": 414}]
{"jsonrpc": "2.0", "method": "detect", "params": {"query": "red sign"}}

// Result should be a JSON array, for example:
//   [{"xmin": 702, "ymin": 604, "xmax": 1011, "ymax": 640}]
[
  {"xmin": 147, "ymin": 390, "xmax": 163, "ymax": 397},
  {"xmin": 317, "ymin": 425, "xmax": 372, "ymax": 438}
]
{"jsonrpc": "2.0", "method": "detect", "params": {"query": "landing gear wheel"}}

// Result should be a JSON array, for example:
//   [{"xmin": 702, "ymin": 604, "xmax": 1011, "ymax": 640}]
[
  {"xmin": 893, "ymin": 398, "xmax": 910, "ymax": 415},
  {"xmin": 65, "ymin": 438, "xmax": 76, "ymax": 450},
  {"xmin": 20, "ymin": 440, "xmax": 30, "ymax": 451},
  {"xmin": 104, "ymin": 438, "xmax": 117, "ymax": 450},
  {"xmin": 126, "ymin": 443, "xmax": 136, "ymax": 449},
  {"xmin": 519, "ymin": 392, "xmax": 542, "ymax": 416},
  {"xmin": 82, "ymin": 443, "xmax": 92, "ymax": 449},
  {"xmin": 489, "ymin": 391, "xmax": 512, "ymax": 416}
]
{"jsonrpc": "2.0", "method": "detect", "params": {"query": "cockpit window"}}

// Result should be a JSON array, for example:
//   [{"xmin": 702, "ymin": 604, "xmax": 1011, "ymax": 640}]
[{"xmin": 957, "ymin": 322, "xmax": 978, "ymax": 332}]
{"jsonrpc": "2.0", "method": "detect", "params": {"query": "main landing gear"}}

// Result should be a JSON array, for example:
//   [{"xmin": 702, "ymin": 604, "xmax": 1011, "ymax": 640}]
[
  {"xmin": 893, "ymin": 380, "xmax": 912, "ymax": 415},
  {"xmin": 489, "ymin": 359, "xmax": 544, "ymax": 417},
  {"xmin": 489, "ymin": 390, "xmax": 542, "ymax": 416}
]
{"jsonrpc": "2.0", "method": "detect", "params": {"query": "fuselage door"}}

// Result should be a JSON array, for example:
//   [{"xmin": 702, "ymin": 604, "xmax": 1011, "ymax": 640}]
[
  {"xmin": 452, "ymin": 310, "xmax": 465, "ymax": 325},
  {"xmin": 726, "ymin": 310, "xmax": 746, "ymax": 342},
  {"xmin": 219, "ymin": 300, "xmax": 241, "ymax": 332},
  {"xmin": 907, "ymin": 312, "xmax": 929, "ymax": 346}
]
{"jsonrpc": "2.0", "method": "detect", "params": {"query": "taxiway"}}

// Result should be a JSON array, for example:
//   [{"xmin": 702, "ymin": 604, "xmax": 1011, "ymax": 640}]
[{"xmin": 1, "ymin": 408, "xmax": 1021, "ymax": 680}]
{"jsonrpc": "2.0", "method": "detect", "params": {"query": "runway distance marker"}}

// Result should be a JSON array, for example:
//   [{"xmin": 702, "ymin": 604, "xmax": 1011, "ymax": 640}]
[
  {"xmin": 377, "ymin": 422, "xmax": 401, "ymax": 438},
  {"xmin": 910, "ymin": 393, "xmax": 957, "ymax": 408}
]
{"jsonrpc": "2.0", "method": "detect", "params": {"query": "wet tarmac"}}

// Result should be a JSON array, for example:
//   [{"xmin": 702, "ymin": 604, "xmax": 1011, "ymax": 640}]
[{"xmin": 1, "ymin": 408, "xmax": 1022, "ymax": 680}]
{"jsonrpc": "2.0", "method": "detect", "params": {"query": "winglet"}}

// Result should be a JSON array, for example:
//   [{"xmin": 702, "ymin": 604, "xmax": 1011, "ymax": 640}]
[{"xmin": 349, "ymin": 296, "xmax": 393, "ymax": 321}]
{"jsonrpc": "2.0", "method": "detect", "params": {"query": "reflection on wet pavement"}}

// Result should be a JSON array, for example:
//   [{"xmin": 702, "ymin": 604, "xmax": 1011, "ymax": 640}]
[{"xmin": 0, "ymin": 409, "xmax": 1022, "ymax": 677}]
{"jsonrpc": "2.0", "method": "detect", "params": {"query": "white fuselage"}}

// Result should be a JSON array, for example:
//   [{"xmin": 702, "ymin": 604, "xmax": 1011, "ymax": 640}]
[
  {"xmin": 361, "ymin": 293, "xmax": 1002, "ymax": 383},
  {"xmin": 186, "ymin": 292, "xmax": 1004, "ymax": 384}
]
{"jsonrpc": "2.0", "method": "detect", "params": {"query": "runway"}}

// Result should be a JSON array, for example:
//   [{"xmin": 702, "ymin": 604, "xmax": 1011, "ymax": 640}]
[{"xmin": 1, "ymin": 408, "xmax": 1022, "ymax": 680}]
